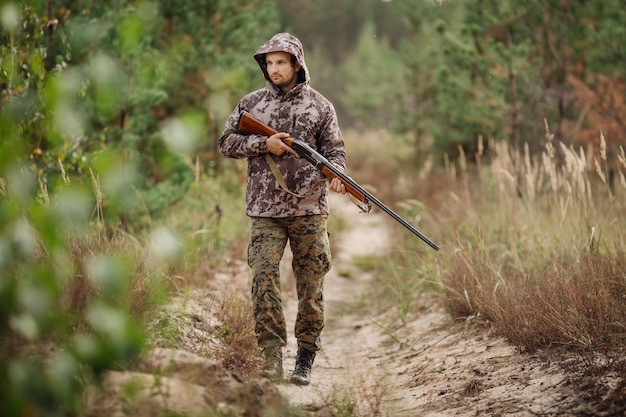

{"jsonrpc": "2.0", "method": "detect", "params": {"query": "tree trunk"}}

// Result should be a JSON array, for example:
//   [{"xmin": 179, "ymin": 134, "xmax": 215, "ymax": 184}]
[{"xmin": 507, "ymin": 24, "xmax": 520, "ymax": 151}]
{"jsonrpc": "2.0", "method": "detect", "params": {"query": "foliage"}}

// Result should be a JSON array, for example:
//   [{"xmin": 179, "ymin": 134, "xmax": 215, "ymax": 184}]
[
  {"xmin": 383, "ymin": 0, "xmax": 626, "ymax": 160},
  {"xmin": 565, "ymin": 74, "xmax": 626, "ymax": 165},
  {"xmin": 0, "ymin": 160, "xmax": 150, "ymax": 415},
  {"xmin": 276, "ymin": 0, "xmax": 376, "ymax": 62},
  {"xmin": 337, "ymin": 21, "xmax": 408, "ymax": 129},
  {"xmin": 1, "ymin": 0, "xmax": 279, "ymax": 229},
  {"xmin": 8, "ymin": 0, "xmax": 618, "ymax": 172},
  {"xmin": 0, "ymin": 1, "xmax": 274, "ymax": 414},
  {"xmin": 352, "ymin": 100, "xmax": 626, "ymax": 354}
]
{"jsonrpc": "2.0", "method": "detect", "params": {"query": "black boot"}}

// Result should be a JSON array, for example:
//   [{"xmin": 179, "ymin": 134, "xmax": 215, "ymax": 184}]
[
  {"xmin": 262, "ymin": 346, "xmax": 283, "ymax": 381},
  {"xmin": 291, "ymin": 347, "xmax": 316, "ymax": 386}
]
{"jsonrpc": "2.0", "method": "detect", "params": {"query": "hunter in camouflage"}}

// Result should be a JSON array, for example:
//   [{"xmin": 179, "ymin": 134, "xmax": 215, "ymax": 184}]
[
  {"xmin": 218, "ymin": 32, "xmax": 347, "ymax": 385},
  {"xmin": 219, "ymin": 33, "xmax": 346, "ymax": 217}
]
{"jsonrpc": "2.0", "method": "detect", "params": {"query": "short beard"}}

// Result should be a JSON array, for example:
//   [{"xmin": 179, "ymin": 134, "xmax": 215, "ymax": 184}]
[{"xmin": 273, "ymin": 73, "xmax": 298, "ymax": 91}]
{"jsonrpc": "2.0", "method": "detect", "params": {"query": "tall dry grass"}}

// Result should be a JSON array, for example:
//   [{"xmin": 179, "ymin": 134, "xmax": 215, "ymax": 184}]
[
  {"xmin": 423, "ymin": 125, "xmax": 626, "ymax": 353},
  {"xmin": 211, "ymin": 288, "xmax": 264, "ymax": 379}
]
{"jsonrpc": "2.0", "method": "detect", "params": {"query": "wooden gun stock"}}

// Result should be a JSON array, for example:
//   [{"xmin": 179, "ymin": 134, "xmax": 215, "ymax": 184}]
[
  {"xmin": 236, "ymin": 111, "xmax": 439, "ymax": 250},
  {"xmin": 238, "ymin": 112, "xmax": 279, "ymax": 137}
]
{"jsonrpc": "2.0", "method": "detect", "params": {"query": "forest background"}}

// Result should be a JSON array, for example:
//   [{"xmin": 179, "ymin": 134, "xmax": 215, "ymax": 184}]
[{"xmin": 1, "ymin": 0, "xmax": 625, "ymax": 416}]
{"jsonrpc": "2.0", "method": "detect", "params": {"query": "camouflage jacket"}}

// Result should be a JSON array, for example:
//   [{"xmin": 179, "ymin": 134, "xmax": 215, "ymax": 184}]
[{"xmin": 218, "ymin": 33, "xmax": 346, "ymax": 218}]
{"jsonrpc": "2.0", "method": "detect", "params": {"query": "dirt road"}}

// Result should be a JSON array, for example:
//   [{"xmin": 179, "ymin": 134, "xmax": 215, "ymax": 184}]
[{"xmin": 276, "ymin": 193, "xmax": 394, "ymax": 414}]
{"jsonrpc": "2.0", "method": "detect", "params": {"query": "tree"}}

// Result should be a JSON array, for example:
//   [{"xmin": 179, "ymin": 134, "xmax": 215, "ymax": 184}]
[
  {"xmin": 1, "ymin": 0, "xmax": 280, "ymax": 223},
  {"xmin": 387, "ymin": 0, "xmax": 626, "ymax": 160},
  {"xmin": 387, "ymin": 0, "xmax": 506, "ymax": 157},
  {"xmin": 338, "ymin": 21, "xmax": 407, "ymax": 129}
]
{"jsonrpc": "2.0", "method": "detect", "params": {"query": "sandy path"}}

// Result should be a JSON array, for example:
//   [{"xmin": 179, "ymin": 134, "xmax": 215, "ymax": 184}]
[{"xmin": 276, "ymin": 193, "xmax": 395, "ymax": 413}]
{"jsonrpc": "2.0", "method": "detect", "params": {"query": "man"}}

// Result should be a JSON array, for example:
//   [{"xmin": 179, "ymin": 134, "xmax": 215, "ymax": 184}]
[{"xmin": 218, "ymin": 32, "xmax": 346, "ymax": 385}]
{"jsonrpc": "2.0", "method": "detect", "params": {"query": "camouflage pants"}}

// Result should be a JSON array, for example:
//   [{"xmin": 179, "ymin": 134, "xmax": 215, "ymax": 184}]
[{"xmin": 248, "ymin": 215, "xmax": 331, "ymax": 352}]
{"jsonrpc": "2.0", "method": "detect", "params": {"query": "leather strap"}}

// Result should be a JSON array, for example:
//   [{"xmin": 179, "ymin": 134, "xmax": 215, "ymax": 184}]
[
  {"xmin": 264, "ymin": 153, "xmax": 366, "ymax": 211},
  {"xmin": 265, "ymin": 154, "xmax": 327, "ymax": 198}
]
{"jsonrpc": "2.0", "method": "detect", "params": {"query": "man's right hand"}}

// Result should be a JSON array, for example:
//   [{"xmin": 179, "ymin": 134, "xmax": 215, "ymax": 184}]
[{"xmin": 266, "ymin": 133, "xmax": 298, "ymax": 156}]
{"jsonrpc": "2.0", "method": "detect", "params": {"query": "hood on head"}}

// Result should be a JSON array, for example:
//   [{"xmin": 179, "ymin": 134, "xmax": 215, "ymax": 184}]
[{"xmin": 254, "ymin": 32, "xmax": 309, "ymax": 85}]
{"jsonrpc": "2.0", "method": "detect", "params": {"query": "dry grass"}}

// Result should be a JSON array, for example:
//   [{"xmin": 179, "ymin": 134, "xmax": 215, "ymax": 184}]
[
  {"xmin": 446, "ymin": 250, "xmax": 626, "ymax": 351},
  {"xmin": 64, "ymin": 230, "xmax": 170, "ymax": 326},
  {"xmin": 433, "ymin": 125, "xmax": 626, "ymax": 353},
  {"xmin": 211, "ymin": 288, "xmax": 264, "ymax": 379}
]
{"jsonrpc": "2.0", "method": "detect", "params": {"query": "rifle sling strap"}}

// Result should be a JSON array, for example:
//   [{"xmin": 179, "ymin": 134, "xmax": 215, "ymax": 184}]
[
  {"xmin": 264, "ymin": 154, "xmax": 326, "ymax": 199},
  {"xmin": 264, "ymin": 154, "xmax": 363, "ymax": 209}
]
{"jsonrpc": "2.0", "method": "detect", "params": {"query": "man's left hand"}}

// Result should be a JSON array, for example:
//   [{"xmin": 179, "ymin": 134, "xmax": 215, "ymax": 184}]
[{"xmin": 329, "ymin": 177, "xmax": 346, "ymax": 194}]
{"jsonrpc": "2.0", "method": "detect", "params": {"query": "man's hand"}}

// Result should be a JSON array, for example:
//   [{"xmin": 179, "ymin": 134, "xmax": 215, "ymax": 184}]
[
  {"xmin": 329, "ymin": 177, "xmax": 347, "ymax": 194},
  {"xmin": 266, "ymin": 133, "xmax": 298, "ymax": 156}
]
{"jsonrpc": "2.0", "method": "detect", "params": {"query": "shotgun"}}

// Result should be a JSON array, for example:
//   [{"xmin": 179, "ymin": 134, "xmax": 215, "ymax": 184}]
[{"xmin": 237, "ymin": 111, "xmax": 439, "ymax": 251}]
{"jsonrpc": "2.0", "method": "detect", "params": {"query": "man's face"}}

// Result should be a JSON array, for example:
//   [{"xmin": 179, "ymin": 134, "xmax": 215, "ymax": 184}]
[{"xmin": 265, "ymin": 51, "xmax": 300, "ymax": 93}]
